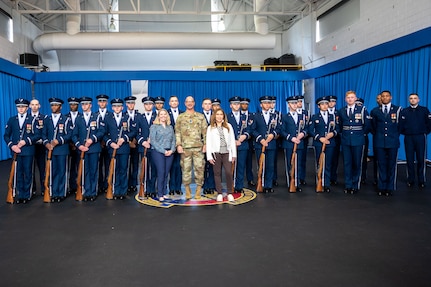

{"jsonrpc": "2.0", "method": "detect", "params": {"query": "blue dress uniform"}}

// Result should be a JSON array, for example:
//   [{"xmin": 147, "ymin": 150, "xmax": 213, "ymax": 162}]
[
  {"xmin": 297, "ymin": 95, "xmax": 311, "ymax": 185},
  {"xmin": 280, "ymin": 96, "xmax": 308, "ymax": 192},
  {"xmin": 43, "ymin": 98, "xmax": 73, "ymax": 201},
  {"xmin": 104, "ymin": 98, "xmax": 136, "ymax": 198},
  {"xmin": 66, "ymin": 97, "xmax": 80, "ymax": 195},
  {"xmin": 338, "ymin": 103, "xmax": 371, "ymax": 193},
  {"xmin": 136, "ymin": 96, "xmax": 157, "ymax": 198},
  {"xmin": 399, "ymin": 104, "xmax": 431, "ymax": 187},
  {"xmin": 31, "ymin": 110, "xmax": 46, "ymax": 195},
  {"xmin": 202, "ymin": 109, "xmax": 216, "ymax": 194},
  {"xmin": 72, "ymin": 97, "xmax": 106, "ymax": 200},
  {"xmin": 168, "ymin": 106, "xmax": 184, "ymax": 194},
  {"xmin": 251, "ymin": 96, "xmax": 279, "ymax": 192},
  {"xmin": 370, "ymin": 103, "xmax": 401, "ymax": 195},
  {"xmin": 4, "ymin": 98, "xmax": 41, "ymax": 203},
  {"xmin": 227, "ymin": 96, "xmax": 250, "ymax": 192},
  {"xmin": 125, "ymin": 96, "xmax": 140, "ymax": 194},
  {"xmin": 95, "ymin": 94, "xmax": 110, "ymax": 194},
  {"xmin": 308, "ymin": 96, "xmax": 339, "ymax": 192},
  {"xmin": 328, "ymin": 96, "xmax": 340, "ymax": 184},
  {"xmin": 240, "ymin": 97, "xmax": 255, "ymax": 185}
]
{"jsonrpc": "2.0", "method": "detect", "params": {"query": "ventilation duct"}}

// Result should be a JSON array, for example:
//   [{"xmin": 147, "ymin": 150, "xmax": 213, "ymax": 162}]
[{"xmin": 254, "ymin": 0, "xmax": 269, "ymax": 35}]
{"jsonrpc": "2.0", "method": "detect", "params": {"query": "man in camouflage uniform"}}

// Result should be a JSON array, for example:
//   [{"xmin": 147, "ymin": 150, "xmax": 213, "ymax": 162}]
[{"xmin": 175, "ymin": 96, "xmax": 208, "ymax": 200}]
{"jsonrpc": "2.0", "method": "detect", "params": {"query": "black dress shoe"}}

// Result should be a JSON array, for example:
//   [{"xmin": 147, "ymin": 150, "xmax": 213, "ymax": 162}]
[
  {"xmin": 169, "ymin": 191, "xmax": 174, "ymax": 195},
  {"xmin": 385, "ymin": 190, "xmax": 393, "ymax": 196},
  {"xmin": 176, "ymin": 190, "xmax": 183, "ymax": 195},
  {"xmin": 324, "ymin": 187, "xmax": 330, "ymax": 193},
  {"xmin": 272, "ymin": 180, "xmax": 278, "ymax": 186},
  {"xmin": 268, "ymin": 188, "xmax": 274, "ymax": 193},
  {"xmin": 377, "ymin": 190, "xmax": 384, "ymax": 196},
  {"xmin": 344, "ymin": 188, "xmax": 351, "ymax": 194},
  {"xmin": 300, "ymin": 180, "xmax": 306, "ymax": 185},
  {"xmin": 248, "ymin": 181, "xmax": 256, "ymax": 186},
  {"xmin": 330, "ymin": 180, "xmax": 338, "ymax": 186},
  {"xmin": 407, "ymin": 182, "xmax": 415, "ymax": 187},
  {"xmin": 234, "ymin": 188, "xmax": 243, "ymax": 193},
  {"xmin": 419, "ymin": 183, "xmax": 426, "ymax": 188},
  {"xmin": 351, "ymin": 189, "xmax": 358, "ymax": 194}
]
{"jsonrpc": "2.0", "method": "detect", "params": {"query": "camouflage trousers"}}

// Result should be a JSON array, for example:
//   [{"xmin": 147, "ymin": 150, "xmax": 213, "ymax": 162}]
[{"xmin": 180, "ymin": 147, "xmax": 205, "ymax": 186}]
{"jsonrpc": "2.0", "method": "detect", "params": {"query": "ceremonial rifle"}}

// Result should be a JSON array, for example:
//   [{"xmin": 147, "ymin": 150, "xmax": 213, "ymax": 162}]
[
  {"xmin": 138, "ymin": 144, "xmax": 148, "ymax": 199},
  {"xmin": 289, "ymin": 119, "xmax": 304, "ymax": 192},
  {"xmin": 106, "ymin": 124, "xmax": 124, "ymax": 199},
  {"xmin": 44, "ymin": 126, "xmax": 58, "ymax": 202},
  {"xmin": 256, "ymin": 114, "xmax": 276, "ymax": 192},
  {"xmin": 316, "ymin": 121, "xmax": 335, "ymax": 192},
  {"xmin": 6, "ymin": 126, "xmax": 26, "ymax": 204},
  {"xmin": 75, "ymin": 123, "xmax": 91, "ymax": 201}
]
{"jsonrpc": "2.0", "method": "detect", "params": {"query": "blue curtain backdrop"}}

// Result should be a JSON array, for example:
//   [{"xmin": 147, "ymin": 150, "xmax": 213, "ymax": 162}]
[
  {"xmin": 315, "ymin": 46, "xmax": 431, "ymax": 160},
  {"xmin": 33, "ymin": 81, "xmax": 132, "ymax": 115},
  {"xmin": 0, "ymin": 73, "xmax": 32, "ymax": 160},
  {"xmin": 148, "ymin": 80, "xmax": 303, "ymax": 114}
]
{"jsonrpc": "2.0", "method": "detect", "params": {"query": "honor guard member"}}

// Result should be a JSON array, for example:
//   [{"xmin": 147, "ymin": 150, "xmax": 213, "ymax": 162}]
[
  {"xmin": 137, "ymin": 96, "xmax": 157, "ymax": 198},
  {"xmin": 43, "ymin": 98, "xmax": 73, "ymax": 202},
  {"xmin": 125, "ymin": 96, "xmax": 140, "ymax": 195},
  {"xmin": 73, "ymin": 96, "xmax": 105, "ymax": 201},
  {"xmin": 296, "ymin": 95, "xmax": 310, "ymax": 186},
  {"xmin": 338, "ymin": 90, "xmax": 371, "ymax": 194},
  {"xmin": 328, "ymin": 95, "xmax": 340, "ymax": 185},
  {"xmin": 4, "ymin": 98, "xmax": 41, "ymax": 203},
  {"xmin": 280, "ymin": 96, "xmax": 308, "ymax": 192},
  {"xmin": 95, "ymin": 94, "xmax": 110, "ymax": 194},
  {"xmin": 241, "ymin": 97, "xmax": 256, "ymax": 187},
  {"xmin": 154, "ymin": 96, "xmax": 165, "ymax": 115},
  {"xmin": 202, "ymin": 98, "xmax": 216, "ymax": 194},
  {"xmin": 269, "ymin": 96, "xmax": 282, "ymax": 186},
  {"xmin": 211, "ymin": 98, "xmax": 222, "ymax": 112},
  {"xmin": 29, "ymin": 99, "xmax": 46, "ymax": 196},
  {"xmin": 355, "ymin": 98, "xmax": 370, "ymax": 184},
  {"xmin": 372, "ymin": 94, "xmax": 383, "ymax": 185},
  {"xmin": 175, "ymin": 96, "xmax": 208, "ymax": 200},
  {"xmin": 399, "ymin": 93, "xmax": 431, "ymax": 188},
  {"xmin": 251, "ymin": 95, "xmax": 279, "ymax": 193},
  {"xmin": 167, "ymin": 95, "xmax": 184, "ymax": 195},
  {"xmin": 308, "ymin": 96, "xmax": 339, "ymax": 192},
  {"xmin": 370, "ymin": 91, "xmax": 401, "ymax": 196},
  {"xmin": 104, "ymin": 98, "xmax": 136, "ymax": 199},
  {"xmin": 228, "ymin": 96, "xmax": 250, "ymax": 193},
  {"xmin": 66, "ymin": 97, "xmax": 80, "ymax": 196}
]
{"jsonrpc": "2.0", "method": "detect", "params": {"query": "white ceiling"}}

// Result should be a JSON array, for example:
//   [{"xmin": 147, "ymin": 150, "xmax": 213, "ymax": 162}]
[{"xmin": 4, "ymin": 0, "xmax": 331, "ymax": 33}]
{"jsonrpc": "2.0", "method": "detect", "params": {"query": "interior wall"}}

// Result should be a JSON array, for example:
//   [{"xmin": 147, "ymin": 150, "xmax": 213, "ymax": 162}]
[
  {"xmin": 283, "ymin": 0, "xmax": 431, "ymax": 70},
  {"xmin": 0, "ymin": 2, "xmax": 41, "ymax": 64},
  {"xmin": 56, "ymin": 35, "xmax": 282, "ymax": 71}
]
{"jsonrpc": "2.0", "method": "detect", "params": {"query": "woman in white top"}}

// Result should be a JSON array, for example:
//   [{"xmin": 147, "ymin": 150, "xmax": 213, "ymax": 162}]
[{"xmin": 206, "ymin": 109, "xmax": 237, "ymax": 202}]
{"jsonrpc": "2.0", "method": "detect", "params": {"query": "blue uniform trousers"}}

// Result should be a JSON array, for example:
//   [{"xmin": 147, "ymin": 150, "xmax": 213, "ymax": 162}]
[
  {"xmin": 145, "ymin": 150, "xmax": 157, "ymax": 193},
  {"xmin": 128, "ymin": 146, "xmax": 139, "ymax": 188},
  {"xmin": 375, "ymin": 147, "xmax": 398, "ymax": 191},
  {"xmin": 234, "ymin": 149, "xmax": 247, "ymax": 189},
  {"xmin": 255, "ymin": 148, "xmax": 276, "ymax": 189},
  {"xmin": 342, "ymin": 145, "xmax": 364, "ymax": 189},
  {"xmin": 98, "ymin": 146, "xmax": 110, "ymax": 191},
  {"xmin": 113, "ymin": 153, "xmax": 129, "ymax": 196},
  {"xmin": 32, "ymin": 143, "xmax": 46, "ymax": 193},
  {"xmin": 203, "ymin": 158, "xmax": 215, "ymax": 190},
  {"xmin": 82, "ymin": 152, "xmax": 100, "ymax": 197},
  {"xmin": 68, "ymin": 148, "xmax": 79, "ymax": 192},
  {"xmin": 246, "ymin": 144, "xmax": 254, "ymax": 182},
  {"xmin": 330, "ymin": 136, "xmax": 341, "ymax": 182},
  {"xmin": 169, "ymin": 152, "xmax": 182, "ymax": 192},
  {"xmin": 284, "ymin": 147, "xmax": 303, "ymax": 187},
  {"xmin": 152, "ymin": 151, "xmax": 174, "ymax": 197},
  {"xmin": 51, "ymin": 154, "xmax": 68, "ymax": 198},
  {"xmin": 314, "ymin": 146, "xmax": 334, "ymax": 188},
  {"xmin": 299, "ymin": 141, "xmax": 308, "ymax": 181},
  {"xmin": 404, "ymin": 134, "xmax": 427, "ymax": 184},
  {"xmin": 17, "ymin": 155, "xmax": 34, "ymax": 200}
]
